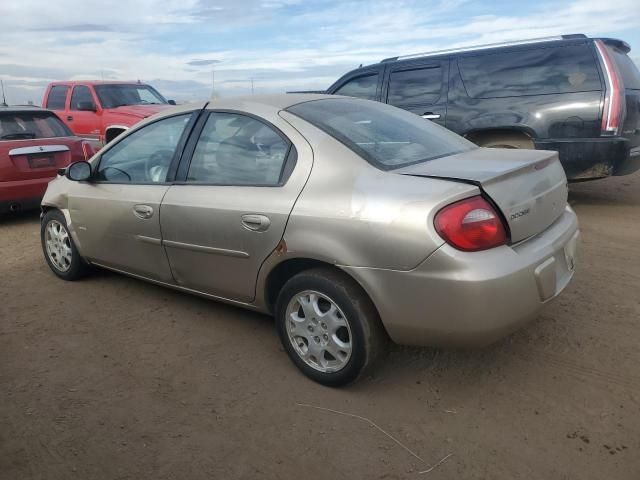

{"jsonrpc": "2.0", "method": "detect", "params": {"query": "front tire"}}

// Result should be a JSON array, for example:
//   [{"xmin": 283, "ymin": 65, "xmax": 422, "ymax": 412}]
[
  {"xmin": 41, "ymin": 209, "xmax": 90, "ymax": 281},
  {"xmin": 275, "ymin": 268, "xmax": 387, "ymax": 386}
]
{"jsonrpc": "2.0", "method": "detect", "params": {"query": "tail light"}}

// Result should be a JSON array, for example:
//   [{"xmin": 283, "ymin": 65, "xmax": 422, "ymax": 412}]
[
  {"xmin": 81, "ymin": 141, "xmax": 93, "ymax": 161},
  {"xmin": 595, "ymin": 39, "xmax": 625, "ymax": 136},
  {"xmin": 434, "ymin": 196, "xmax": 507, "ymax": 251}
]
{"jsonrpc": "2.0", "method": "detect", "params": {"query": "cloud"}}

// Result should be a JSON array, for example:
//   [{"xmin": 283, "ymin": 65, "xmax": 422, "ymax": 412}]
[
  {"xmin": 0, "ymin": 0, "xmax": 638, "ymax": 103},
  {"xmin": 187, "ymin": 59, "xmax": 223, "ymax": 66}
]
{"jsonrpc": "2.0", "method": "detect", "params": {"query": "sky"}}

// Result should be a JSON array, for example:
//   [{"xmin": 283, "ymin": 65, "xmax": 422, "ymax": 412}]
[{"xmin": 0, "ymin": 0, "xmax": 639, "ymax": 104}]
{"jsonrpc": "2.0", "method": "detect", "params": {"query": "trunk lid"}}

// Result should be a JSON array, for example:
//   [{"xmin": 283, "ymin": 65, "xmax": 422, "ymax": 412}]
[
  {"xmin": 395, "ymin": 147, "xmax": 568, "ymax": 243},
  {"xmin": 0, "ymin": 138, "xmax": 80, "ymax": 182}
]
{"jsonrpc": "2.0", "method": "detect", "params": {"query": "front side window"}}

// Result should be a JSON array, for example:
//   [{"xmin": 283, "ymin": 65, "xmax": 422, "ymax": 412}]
[
  {"xmin": 333, "ymin": 74, "xmax": 379, "ymax": 100},
  {"xmin": 387, "ymin": 66, "xmax": 442, "ymax": 105},
  {"xmin": 46, "ymin": 86, "xmax": 69, "ymax": 110},
  {"xmin": 95, "ymin": 114, "xmax": 191, "ymax": 183},
  {"xmin": 70, "ymin": 86, "xmax": 95, "ymax": 110},
  {"xmin": 287, "ymin": 98, "xmax": 474, "ymax": 170},
  {"xmin": 187, "ymin": 113, "xmax": 290, "ymax": 186},
  {"xmin": 459, "ymin": 44, "xmax": 601, "ymax": 98},
  {"xmin": 0, "ymin": 112, "xmax": 72, "ymax": 140},
  {"xmin": 94, "ymin": 84, "xmax": 167, "ymax": 108}
]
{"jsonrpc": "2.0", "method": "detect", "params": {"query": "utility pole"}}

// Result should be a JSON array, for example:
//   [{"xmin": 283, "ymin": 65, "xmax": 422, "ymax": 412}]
[{"xmin": 0, "ymin": 80, "xmax": 7, "ymax": 107}]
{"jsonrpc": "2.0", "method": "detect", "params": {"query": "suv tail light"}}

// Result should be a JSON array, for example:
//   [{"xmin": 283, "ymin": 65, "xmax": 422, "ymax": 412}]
[
  {"xmin": 595, "ymin": 39, "xmax": 625, "ymax": 136},
  {"xmin": 81, "ymin": 141, "xmax": 93, "ymax": 161},
  {"xmin": 434, "ymin": 196, "xmax": 507, "ymax": 251}
]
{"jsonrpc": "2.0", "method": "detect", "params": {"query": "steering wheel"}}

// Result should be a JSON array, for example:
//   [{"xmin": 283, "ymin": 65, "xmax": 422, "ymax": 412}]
[
  {"xmin": 100, "ymin": 166, "xmax": 131, "ymax": 181},
  {"xmin": 145, "ymin": 149, "xmax": 173, "ymax": 182}
]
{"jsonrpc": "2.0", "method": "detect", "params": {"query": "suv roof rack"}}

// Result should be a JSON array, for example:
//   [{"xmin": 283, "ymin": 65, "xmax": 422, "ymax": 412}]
[{"xmin": 380, "ymin": 34, "xmax": 588, "ymax": 63}]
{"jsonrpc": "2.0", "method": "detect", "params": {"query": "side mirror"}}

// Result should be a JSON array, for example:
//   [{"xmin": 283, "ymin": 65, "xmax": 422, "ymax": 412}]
[
  {"xmin": 77, "ymin": 101, "xmax": 97, "ymax": 111},
  {"xmin": 167, "ymin": 99, "xmax": 176, "ymax": 105},
  {"xmin": 66, "ymin": 161, "xmax": 92, "ymax": 181}
]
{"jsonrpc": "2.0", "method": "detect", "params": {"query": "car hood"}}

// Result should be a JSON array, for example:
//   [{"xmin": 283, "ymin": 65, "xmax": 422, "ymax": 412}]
[{"xmin": 109, "ymin": 104, "xmax": 173, "ymax": 118}]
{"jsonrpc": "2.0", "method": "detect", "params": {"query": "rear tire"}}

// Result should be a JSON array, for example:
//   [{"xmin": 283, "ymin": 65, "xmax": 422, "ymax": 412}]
[
  {"xmin": 275, "ymin": 267, "xmax": 387, "ymax": 386},
  {"xmin": 41, "ymin": 209, "xmax": 90, "ymax": 281}
]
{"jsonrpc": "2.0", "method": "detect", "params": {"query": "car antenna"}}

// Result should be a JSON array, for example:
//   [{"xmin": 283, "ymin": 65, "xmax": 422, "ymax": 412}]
[{"xmin": 0, "ymin": 80, "xmax": 7, "ymax": 107}]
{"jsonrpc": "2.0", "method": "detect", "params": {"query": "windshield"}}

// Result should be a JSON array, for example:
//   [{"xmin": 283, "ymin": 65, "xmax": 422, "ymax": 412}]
[
  {"xmin": 0, "ymin": 111, "xmax": 73, "ymax": 140},
  {"xmin": 286, "ymin": 98, "xmax": 474, "ymax": 170},
  {"xmin": 94, "ymin": 84, "xmax": 167, "ymax": 108}
]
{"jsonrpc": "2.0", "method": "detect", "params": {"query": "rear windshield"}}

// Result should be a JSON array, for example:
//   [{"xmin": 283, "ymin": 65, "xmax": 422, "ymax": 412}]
[
  {"xmin": 286, "ymin": 98, "xmax": 474, "ymax": 170},
  {"xmin": 607, "ymin": 46, "xmax": 640, "ymax": 90},
  {"xmin": 0, "ymin": 111, "xmax": 72, "ymax": 140},
  {"xmin": 459, "ymin": 44, "xmax": 602, "ymax": 98}
]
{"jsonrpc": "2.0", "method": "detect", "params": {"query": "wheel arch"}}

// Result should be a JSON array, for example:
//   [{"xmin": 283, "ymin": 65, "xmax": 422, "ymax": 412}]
[
  {"xmin": 104, "ymin": 125, "xmax": 129, "ymax": 144},
  {"xmin": 262, "ymin": 257, "xmax": 384, "ymax": 329},
  {"xmin": 464, "ymin": 126, "xmax": 536, "ymax": 146}
]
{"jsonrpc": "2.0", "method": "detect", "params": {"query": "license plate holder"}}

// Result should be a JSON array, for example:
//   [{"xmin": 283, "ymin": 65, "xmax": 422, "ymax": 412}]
[{"xmin": 28, "ymin": 155, "xmax": 55, "ymax": 169}]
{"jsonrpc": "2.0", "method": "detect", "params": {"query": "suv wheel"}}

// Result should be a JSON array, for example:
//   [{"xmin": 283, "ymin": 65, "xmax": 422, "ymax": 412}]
[{"xmin": 275, "ymin": 268, "xmax": 387, "ymax": 386}]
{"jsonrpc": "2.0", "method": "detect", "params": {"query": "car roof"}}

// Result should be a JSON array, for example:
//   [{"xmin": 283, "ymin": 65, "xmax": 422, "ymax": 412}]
[
  {"xmin": 206, "ymin": 93, "xmax": 336, "ymax": 111},
  {"xmin": 48, "ymin": 80, "xmax": 152, "ymax": 86},
  {"xmin": 0, "ymin": 105, "xmax": 51, "ymax": 114}
]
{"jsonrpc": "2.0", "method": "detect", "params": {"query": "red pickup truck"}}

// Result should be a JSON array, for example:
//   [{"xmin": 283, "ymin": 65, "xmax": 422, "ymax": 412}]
[{"xmin": 42, "ymin": 81, "xmax": 175, "ymax": 145}]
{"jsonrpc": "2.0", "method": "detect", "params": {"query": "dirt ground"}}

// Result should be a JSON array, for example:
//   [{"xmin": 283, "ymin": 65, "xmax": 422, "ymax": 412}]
[{"xmin": 1, "ymin": 173, "xmax": 639, "ymax": 480}]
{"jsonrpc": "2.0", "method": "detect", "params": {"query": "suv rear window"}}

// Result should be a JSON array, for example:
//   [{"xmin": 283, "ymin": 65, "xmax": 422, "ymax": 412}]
[
  {"xmin": 607, "ymin": 46, "xmax": 640, "ymax": 90},
  {"xmin": 287, "ymin": 98, "xmax": 474, "ymax": 170},
  {"xmin": 0, "ymin": 111, "xmax": 73, "ymax": 140},
  {"xmin": 46, "ymin": 86, "xmax": 69, "ymax": 110},
  {"xmin": 459, "ymin": 44, "xmax": 602, "ymax": 98}
]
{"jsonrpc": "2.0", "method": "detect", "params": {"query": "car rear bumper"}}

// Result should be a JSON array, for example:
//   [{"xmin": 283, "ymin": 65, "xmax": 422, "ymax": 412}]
[
  {"xmin": 0, "ymin": 178, "xmax": 51, "ymax": 213},
  {"xmin": 534, "ymin": 137, "xmax": 637, "ymax": 180},
  {"xmin": 341, "ymin": 207, "xmax": 579, "ymax": 347}
]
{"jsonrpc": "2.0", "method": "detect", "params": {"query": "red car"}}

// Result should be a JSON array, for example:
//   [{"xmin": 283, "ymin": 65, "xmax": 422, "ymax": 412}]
[
  {"xmin": 0, "ymin": 106, "xmax": 95, "ymax": 214},
  {"xmin": 42, "ymin": 81, "xmax": 174, "ymax": 145}
]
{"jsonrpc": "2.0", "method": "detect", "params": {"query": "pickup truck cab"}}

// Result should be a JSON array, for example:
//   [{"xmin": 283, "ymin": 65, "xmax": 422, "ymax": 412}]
[{"xmin": 42, "ymin": 81, "xmax": 175, "ymax": 145}]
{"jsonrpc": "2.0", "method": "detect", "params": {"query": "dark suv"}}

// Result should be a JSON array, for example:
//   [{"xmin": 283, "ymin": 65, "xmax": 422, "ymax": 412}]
[{"xmin": 325, "ymin": 34, "xmax": 640, "ymax": 181}]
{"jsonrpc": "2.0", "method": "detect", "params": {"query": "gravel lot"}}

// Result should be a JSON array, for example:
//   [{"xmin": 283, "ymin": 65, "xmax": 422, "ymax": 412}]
[{"xmin": 1, "ymin": 173, "xmax": 639, "ymax": 480}]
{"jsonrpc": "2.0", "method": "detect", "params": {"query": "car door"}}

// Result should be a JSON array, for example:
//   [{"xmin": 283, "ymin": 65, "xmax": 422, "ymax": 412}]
[
  {"xmin": 67, "ymin": 110, "xmax": 199, "ymax": 282},
  {"xmin": 160, "ymin": 110, "xmax": 313, "ymax": 302},
  {"xmin": 68, "ymin": 85, "xmax": 101, "ymax": 143},
  {"xmin": 383, "ymin": 59, "xmax": 449, "ymax": 126},
  {"xmin": 44, "ymin": 85, "xmax": 72, "ymax": 129}
]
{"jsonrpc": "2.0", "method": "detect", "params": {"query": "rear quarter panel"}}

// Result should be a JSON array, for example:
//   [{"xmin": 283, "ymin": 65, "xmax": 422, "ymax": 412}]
[{"xmin": 278, "ymin": 111, "xmax": 480, "ymax": 271}]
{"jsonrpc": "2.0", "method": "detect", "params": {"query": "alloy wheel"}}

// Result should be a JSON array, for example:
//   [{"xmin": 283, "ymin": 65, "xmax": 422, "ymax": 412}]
[
  {"xmin": 45, "ymin": 220, "xmax": 72, "ymax": 272},
  {"xmin": 285, "ymin": 290, "xmax": 353, "ymax": 373}
]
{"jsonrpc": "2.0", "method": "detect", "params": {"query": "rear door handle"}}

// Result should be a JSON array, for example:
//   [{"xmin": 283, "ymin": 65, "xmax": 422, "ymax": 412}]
[
  {"xmin": 133, "ymin": 204, "xmax": 154, "ymax": 219},
  {"xmin": 241, "ymin": 214, "xmax": 270, "ymax": 232},
  {"xmin": 421, "ymin": 112, "xmax": 441, "ymax": 120},
  {"xmin": 66, "ymin": 115, "xmax": 73, "ymax": 121}
]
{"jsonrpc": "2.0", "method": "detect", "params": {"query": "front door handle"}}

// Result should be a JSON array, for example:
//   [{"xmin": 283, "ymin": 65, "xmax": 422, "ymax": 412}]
[
  {"xmin": 67, "ymin": 115, "xmax": 73, "ymax": 121},
  {"xmin": 421, "ymin": 112, "xmax": 441, "ymax": 120},
  {"xmin": 241, "ymin": 214, "xmax": 271, "ymax": 232},
  {"xmin": 133, "ymin": 204, "xmax": 154, "ymax": 219}
]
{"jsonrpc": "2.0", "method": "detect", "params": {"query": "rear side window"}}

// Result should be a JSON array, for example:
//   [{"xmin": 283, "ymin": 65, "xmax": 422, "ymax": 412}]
[
  {"xmin": 607, "ymin": 46, "xmax": 640, "ymax": 90},
  {"xmin": 0, "ymin": 112, "xmax": 72, "ymax": 140},
  {"xmin": 459, "ymin": 45, "xmax": 602, "ymax": 98},
  {"xmin": 187, "ymin": 113, "xmax": 291, "ymax": 186},
  {"xmin": 70, "ymin": 86, "xmax": 95, "ymax": 110},
  {"xmin": 333, "ymin": 74, "xmax": 379, "ymax": 100},
  {"xmin": 46, "ymin": 86, "xmax": 69, "ymax": 110},
  {"xmin": 387, "ymin": 66, "xmax": 442, "ymax": 105},
  {"xmin": 287, "ymin": 98, "xmax": 474, "ymax": 170}
]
